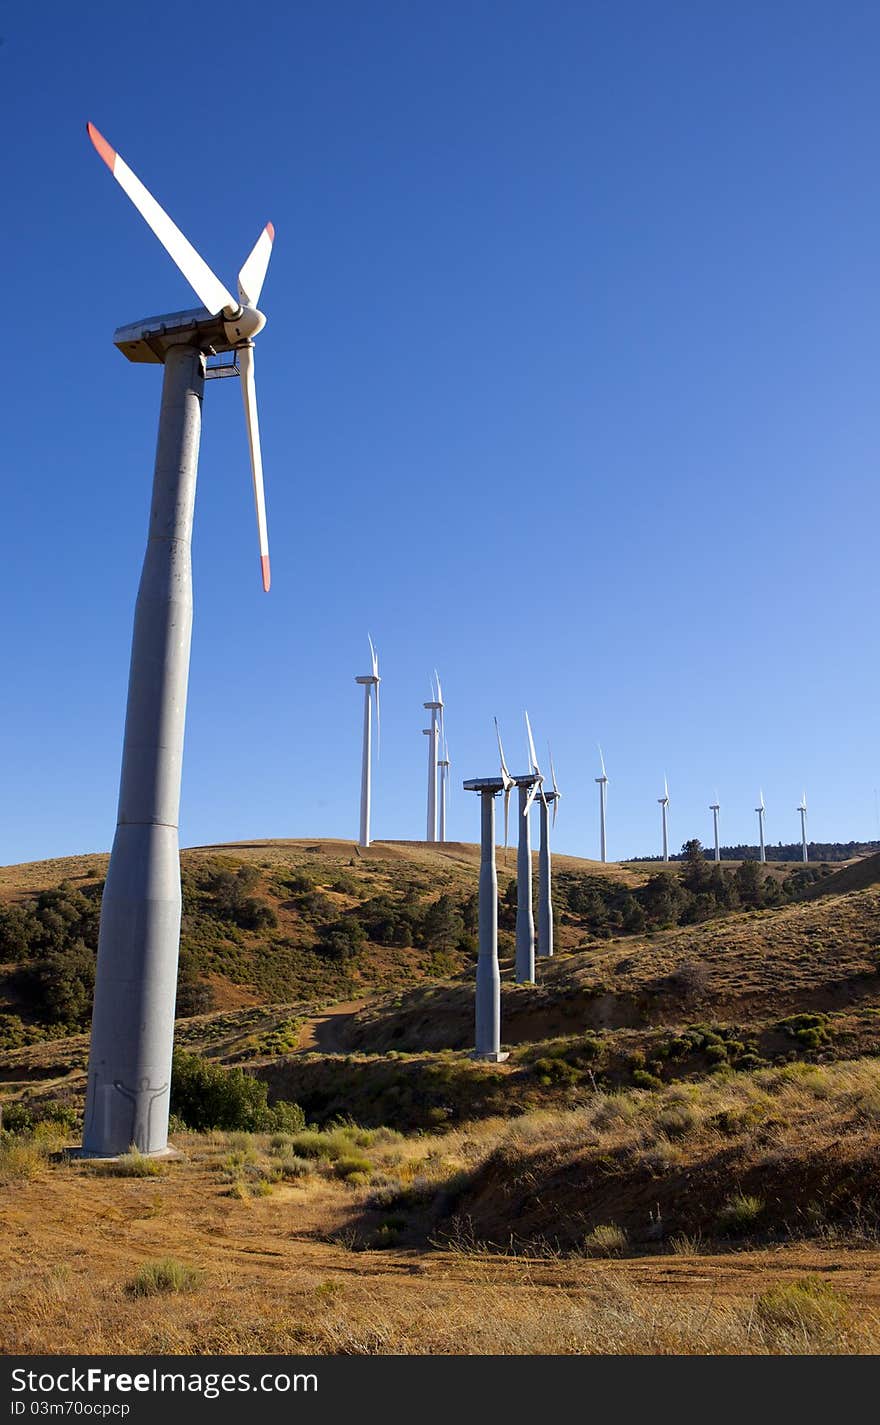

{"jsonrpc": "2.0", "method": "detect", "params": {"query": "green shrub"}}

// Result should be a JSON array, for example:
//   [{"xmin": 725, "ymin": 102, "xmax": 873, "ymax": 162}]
[
  {"xmin": 632, "ymin": 1069, "xmax": 662, "ymax": 1090},
  {"xmin": 658, "ymin": 1103, "xmax": 698, "ymax": 1138},
  {"xmin": 90, "ymin": 1149, "xmax": 164, "ymax": 1178},
  {"xmin": 582, "ymin": 1223, "xmax": 628, "ymax": 1256},
  {"xmin": 334, "ymin": 1154, "xmax": 373, "ymax": 1181},
  {"xmin": 126, "ymin": 1258, "xmax": 199, "ymax": 1297},
  {"xmin": 532, "ymin": 1056, "xmax": 579, "ymax": 1086},
  {"xmin": 170, "ymin": 1051, "xmax": 304, "ymax": 1133},
  {"xmin": 755, "ymin": 1276, "xmax": 849, "ymax": 1334},
  {"xmin": 717, "ymin": 1192, "xmax": 764, "ymax": 1236}
]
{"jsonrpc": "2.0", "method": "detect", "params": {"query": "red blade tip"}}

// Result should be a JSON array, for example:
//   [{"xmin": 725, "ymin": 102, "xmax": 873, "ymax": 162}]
[
  {"xmin": 86, "ymin": 122, "xmax": 116, "ymax": 172},
  {"xmin": 266, "ymin": 222, "xmax": 275, "ymax": 243},
  {"xmin": 261, "ymin": 555, "xmax": 271, "ymax": 593}
]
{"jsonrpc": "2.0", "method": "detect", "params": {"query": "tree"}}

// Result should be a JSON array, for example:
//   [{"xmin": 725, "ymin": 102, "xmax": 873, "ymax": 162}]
[
  {"xmin": 680, "ymin": 839, "xmax": 709, "ymax": 894},
  {"xmin": 422, "ymin": 894, "xmax": 464, "ymax": 955},
  {"xmin": 734, "ymin": 857, "xmax": 763, "ymax": 908}
]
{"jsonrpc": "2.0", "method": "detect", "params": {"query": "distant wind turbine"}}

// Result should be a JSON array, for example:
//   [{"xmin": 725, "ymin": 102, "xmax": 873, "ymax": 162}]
[
  {"xmin": 537, "ymin": 746, "xmax": 560, "ymax": 959},
  {"xmin": 756, "ymin": 789, "xmax": 767, "ymax": 863},
  {"xmin": 423, "ymin": 672, "xmax": 444, "ymax": 842},
  {"xmin": 709, "ymin": 795, "xmax": 721, "ymax": 863},
  {"xmin": 437, "ymin": 736, "xmax": 451, "ymax": 843},
  {"xmin": 511, "ymin": 713, "xmax": 543, "ymax": 984},
  {"xmin": 659, "ymin": 777, "xmax": 670, "ymax": 862},
  {"xmin": 797, "ymin": 791, "xmax": 808, "ymax": 863},
  {"xmin": 596, "ymin": 746, "xmax": 608, "ymax": 862},
  {"xmin": 494, "ymin": 718, "xmax": 515, "ymax": 855},
  {"xmin": 355, "ymin": 635, "xmax": 380, "ymax": 848}
]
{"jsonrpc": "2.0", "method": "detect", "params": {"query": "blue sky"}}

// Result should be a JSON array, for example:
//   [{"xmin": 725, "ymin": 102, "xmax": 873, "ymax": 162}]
[{"xmin": 1, "ymin": 1, "xmax": 878, "ymax": 866}]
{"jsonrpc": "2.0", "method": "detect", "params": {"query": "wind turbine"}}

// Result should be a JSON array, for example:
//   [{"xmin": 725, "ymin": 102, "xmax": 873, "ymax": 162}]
[
  {"xmin": 537, "ymin": 746, "xmax": 560, "ymax": 960},
  {"xmin": 659, "ymin": 777, "xmax": 670, "ymax": 863},
  {"xmin": 511, "ymin": 713, "xmax": 543, "ymax": 985},
  {"xmin": 437, "ymin": 736, "xmax": 451, "ymax": 843},
  {"xmin": 709, "ymin": 796, "xmax": 721, "ymax": 863},
  {"xmin": 756, "ymin": 789, "xmax": 767, "ymax": 863},
  {"xmin": 797, "ymin": 792, "xmax": 808, "ymax": 863},
  {"xmin": 463, "ymin": 729, "xmax": 511, "ymax": 1062},
  {"xmin": 81, "ymin": 125, "xmax": 275, "ymax": 1158},
  {"xmin": 596, "ymin": 746, "xmax": 609, "ymax": 862},
  {"xmin": 493, "ymin": 718, "xmax": 515, "ymax": 857},
  {"xmin": 424, "ymin": 672, "xmax": 444, "ymax": 842},
  {"xmin": 355, "ymin": 636, "xmax": 381, "ymax": 848}
]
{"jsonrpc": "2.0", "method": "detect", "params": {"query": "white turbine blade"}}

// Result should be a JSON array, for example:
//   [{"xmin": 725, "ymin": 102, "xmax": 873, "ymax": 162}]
[
  {"xmin": 549, "ymin": 745, "xmax": 560, "ymax": 797},
  {"xmin": 495, "ymin": 718, "xmax": 511, "ymax": 783},
  {"xmin": 524, "ymin": 711, "xmax": 541, "ymax": 776},
  {"xmin": 434, "ymin": 669, "xmax": 444, "ymax": 705},
  {"xmin": 552, "ymin": 796, "xmax": 558, "ymax": 829},
  {"xmin": 87, "ymin": 123, "xmax": 236, "ymax": 316},
  {"xmin": 374, "ymin": 679, "xmax": 381, "ymax": 754},
  {"xmin": 237, "ymin": 344, "xmax": 271, "ymax": 592},
  {"xmin": 599, "ymin": 743, "xmax": 606, "ymax": 778},
  {"xmin": 523, "ymin": 780, "xmax": 540, "ymax": 816},
  {"xmin": 664, "ymin": 775, "xmax": 669, "ymax": 802},
  {"xmin": 368, "ymin": 632, "xmax": 378, "ymax": 678},
  {"xmin": 503, "ymin": 785, "xmax": 511, "ymax": 849},
  {"xmin": 238, "ymin": 222, "xmax": 274, "ymax": 307}
]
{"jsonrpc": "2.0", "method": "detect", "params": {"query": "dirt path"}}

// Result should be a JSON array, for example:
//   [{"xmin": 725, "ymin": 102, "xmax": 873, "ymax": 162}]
[{"xmin": 296, "ymin": 999, "xmax": 373, "ymax": 1053}]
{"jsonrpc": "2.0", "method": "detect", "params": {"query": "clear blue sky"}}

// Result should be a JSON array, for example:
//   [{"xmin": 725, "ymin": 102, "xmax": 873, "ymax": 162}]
[{"xmin": 1, "ymin": 1, "xmax": 878, "ymax": 866}]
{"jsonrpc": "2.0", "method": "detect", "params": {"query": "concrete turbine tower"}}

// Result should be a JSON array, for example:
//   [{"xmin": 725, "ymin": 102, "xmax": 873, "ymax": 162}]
[
  {"xmin": 355, "ymin": 635, "xmax": 380, "ymax": 848},
  {"xmin": 463, "ymin": 740, "xmax": 512, "ymax": 1061},
  {"xmin": 537, "ymin": 746, "xmax": 561, "ymax": 960},
  {"xmin": 81, "ymin": 125, "xmax": 275, "ymax": 1158},
  {"xmin": 511, "ymin": 713, "xmax": 543, "ymax": 985},
  {"xmin": 423, "ymin": 672, "xmax": 444, "ymax": 842},
  {"xmin": 437, "ymin": 736, "xmax": 450, "ymax": 843},
  {"xmin": 709, "ymin": 797, "xmax": 721, "ymax": 863},
  {"xmin": 756, "ymin": 789, "xmax": 767, "ymax": 863},
  {"xmin": 596, "ymin": 746, "xmax": 609, "ymax": 863},
  {"xmin": 797, "ymin": 792, "xmax": 808, "ymax": 863},
  {"xmin": 659, "ymin": 777, "xmax": 670, "ymax": 863}
]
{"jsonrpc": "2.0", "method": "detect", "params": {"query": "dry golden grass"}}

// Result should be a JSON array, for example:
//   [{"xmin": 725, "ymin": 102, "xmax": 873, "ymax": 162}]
[{"xmin": 3, "ymin": 1063, "xmax": 880, "ymax": 1354}]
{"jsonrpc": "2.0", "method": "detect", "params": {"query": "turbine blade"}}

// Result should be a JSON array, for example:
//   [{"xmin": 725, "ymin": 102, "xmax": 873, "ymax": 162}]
[
  {"xmin": 237, "ymin": 344, "xmax": 271, "ymax": 592},
  {"xmin": 548, "ymin": 745, "xmax": 559, "ymax": 797},
  {"xmin": 495, "ymin": 717, "xmax": 511, "ymax": 782},
  {"xmin": 434, "ymin": 669, "xmax": 444, "ymax": 705},
  {"xmin": 523, "ymin": 780, "xmax": 540, "ymax": 816},
  {"xmin": 503, "ymin": 785, "xmax": 511, "ymax": 849},
  {"xmin": 598, "ymin": 743, "xmax": 606, "ymax": 778},
  {"xmin": 524, "ymin": 711, "xmax": 541, "ymax": 776},
  {"xmin": 237, "ymin": 222, "xmax": 274, "ymax": 307},
  {"xmin": 374, "ymin": 678, "xmax": 381, "ymax": 754},
  {"xmin": 367, "ymin": 632, "xmax": 378, "ymax": 679},
  {"xmin": 552, "ymin": 797, "xmax": 558, "ymax": 829},
  {"xmin": 87, "ymin": 123, "xmax": 236, "ymax": 316}
]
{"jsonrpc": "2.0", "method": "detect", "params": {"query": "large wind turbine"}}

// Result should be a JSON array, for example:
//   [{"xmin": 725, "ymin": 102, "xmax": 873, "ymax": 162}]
[
  {"xmin": 537, "ymin": 747, "xmax": 560, "ymax": 960},
  {"xmin": 797, "ymin": 792, "xmax": 808, "ymax": 863},
  {"xmin": 756, "ymin": 789, "xmax": 767, "ymax": 863},
  {"xmin": 596, "ymin": 747, "xmax": 608, "ymax": 862},
  {"xmin": 82, "ymin": 125, "xmax": 274, "ymax": 1158},
  {"xmin": 424, "ymin": 672, "xmax": 444, "ymax": 842},
  {"xmin": 659, "ymin": 777, "xmax": 670, "ymax": 863},
  {"xmin": 437, "ymin": 737, "xmax": 450, "ymax": 843},
  {"xmin": 709, "ymin": 797, "xmax": 721, "ymax": 863},
  {"xmin": 463, "ymin": 722, "xmax": 513, "ymax": 1061},
  {"xmin": 511, "ymin": 713, "xmax": 543, "ymax": 985},
  {"xmin": 355, "ymin": 636, "xmax": 381, "ymax": 848}
]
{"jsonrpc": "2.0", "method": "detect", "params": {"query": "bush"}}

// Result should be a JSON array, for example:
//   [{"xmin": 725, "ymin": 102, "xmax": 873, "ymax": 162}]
[
  {"xmin": 126, "ymin": 1259, "xmax": 199, "ymax": 1297},
  {"xmin": 334, "ymin": 1154, "xmax": 373, "ymax": 1181},
  {"xmin": 755, "ymin": 1276, "xmax": 850, "ymax": 1335},
  {"xmin": 90, "ymin": 1149, "xmax": 164, "ymax": 1178},
  {"xmin": 632, "ymin": 1069, "xmax": 662, "ymax": 1090},
  {"xmin": 717, "ymin": 1192, "xmax": 764, "ymax": 1236},
  {"xmin": 582, "ymin": 1223, "xmax": 628, "ymax": 1256},
  {"xmin": 532, "ymin": 1056, "xmax": 579, "ymax": 1086},
  {"xmin": 170, "ymin": 1051, "xmax": 304, "ymax": 1133}
]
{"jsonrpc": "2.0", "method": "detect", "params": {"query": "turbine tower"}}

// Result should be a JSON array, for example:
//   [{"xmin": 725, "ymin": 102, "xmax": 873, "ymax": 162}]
[
  {"xmin": 423, "ymin": 672, "xmax": 444, "ymax": 842},
  {"xmin": 511, "ymin": 713, "xmax": 543, "ymax": 985},
  {"xmin": 596, "ymin": 746, "xmax": 609, "ymax": 862},
  {"xmin": 797, "ymin": 792, "xmax": 808, "ymax": 863},
  {"xmin": 355, "ymin": 636, "xmax": 380, "ymax": 848},
  {"xmin": 709, "ymin": 797, "xmax": 721, "ymax": 863},
  {"xmin": 81, "ymin": 125, "xmax": 275, "ymax": 1158},
  {"xmin": 537, "ymin": 747, "xmax": 561, "ymax": 960},
  {"xmin": 437, "ymin": 737, "xmax": 450, "ymax": 843},
  {"xmin": 463, "ymin": 745, "xmax": 512, "ymax": 1062},
  {"xmin": 756, "ymin": 789, "xmax": 767, "ymax": 863},
  {"xmin": 659, "ymin": 777, "xmax": 670, "ymax": 863}
]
